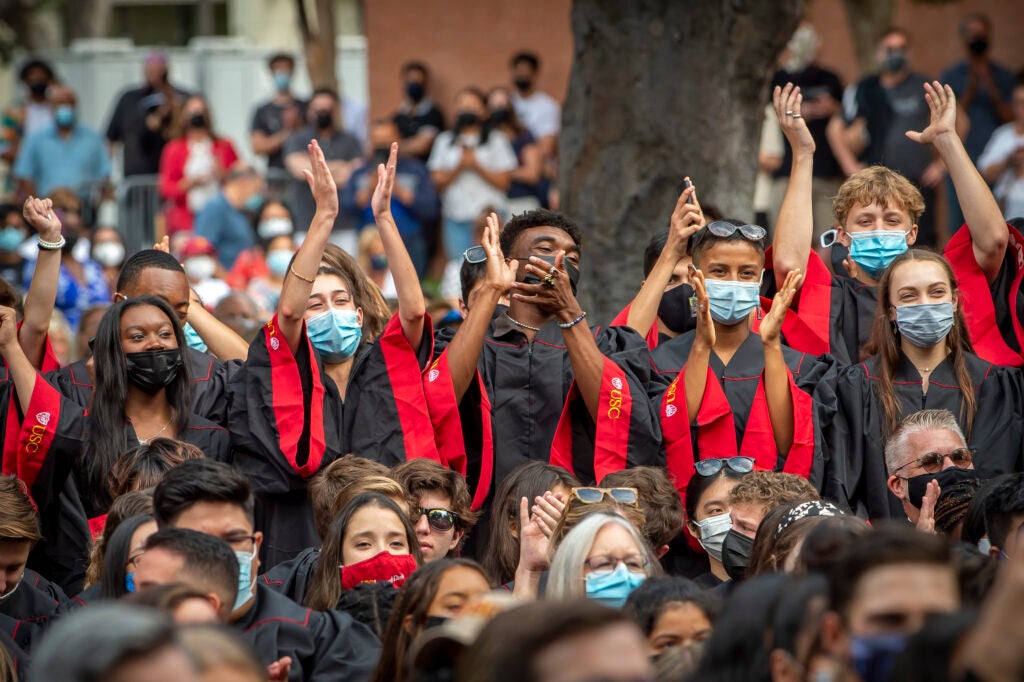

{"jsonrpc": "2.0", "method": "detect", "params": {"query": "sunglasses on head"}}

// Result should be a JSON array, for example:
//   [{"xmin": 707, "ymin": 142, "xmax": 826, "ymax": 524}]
[
  {"xmin": 705, "ymin": 220, "xmax": 768, "ymax": 242},
  {"xmin": 413, "ymin": 507, "xmax": 459, "ymax": 532},
  {"xmin": 570, "ymin": 487, "xmax": 639, "ymax": 506},
  {"xmin": 463, "ymin": 245, "xmax": 487, "ymax": 264},
  {"xmin": 694, "ymin": 456, "xmax": 755, "ymax": 477}
]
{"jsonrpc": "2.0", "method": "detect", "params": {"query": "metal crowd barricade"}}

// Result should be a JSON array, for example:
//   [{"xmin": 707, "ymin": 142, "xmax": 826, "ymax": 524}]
[{"xmin": 116, "ymin": 174, "xmax": 162, "ymax": 255}]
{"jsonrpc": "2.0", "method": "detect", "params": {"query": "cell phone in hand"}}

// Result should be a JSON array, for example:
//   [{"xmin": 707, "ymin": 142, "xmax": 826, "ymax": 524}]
[{"xmin": 682, "ymin": 178, "xmax": 694, "ymax": 205}]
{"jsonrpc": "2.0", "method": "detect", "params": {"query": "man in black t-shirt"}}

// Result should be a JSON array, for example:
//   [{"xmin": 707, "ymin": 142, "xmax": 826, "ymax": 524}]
[
  {"xmin": 392, "ymin": 61, "xmax": 446, "ymax": 161},
  {"xmin": 250, "ymin": 52, "xmax": 307, "ymax": 171},
  {"xmin": 105, "ymin": 52, "xmax": 189, "ymax": 177}
]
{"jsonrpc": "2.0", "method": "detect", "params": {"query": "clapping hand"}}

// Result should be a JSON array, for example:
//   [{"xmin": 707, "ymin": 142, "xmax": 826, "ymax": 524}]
[
  {"xmin": 691, "ymin": 266, "xmax": 716, "ymax": 350},
  {"xmin": 303, "ymin": 139, "xmax": 339, "ymax": 218},
  {"xmin": 482, "ymin": 212, "xmax": 516, "ymax": 296},
  {"xmin": 760, "ymin": 269, "xmax": 802, "ymax": 345},
  {"xmin": 371, "ymin": 142, "xmax": 399, "ymax": 220}
]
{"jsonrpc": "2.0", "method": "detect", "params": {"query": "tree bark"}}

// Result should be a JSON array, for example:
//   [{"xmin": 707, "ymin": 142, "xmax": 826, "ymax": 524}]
[
  {"xmin": 294, "ymin": 0, "xmax": 338, "ymax": 90},
  {"xmin": 63, "ymin": 0, "xmax": 113, "ymax": 41},
  {"xmin": 842, "ymin": 0, "xmax": 896, "ymax": 75},
  {"xmin": 561, "ymin": 0, "xmax": 803, "ymax": 323}
]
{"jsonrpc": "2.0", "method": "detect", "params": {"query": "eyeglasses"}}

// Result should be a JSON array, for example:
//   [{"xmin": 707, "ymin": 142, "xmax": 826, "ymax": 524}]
[
  {"xmin": 463, "ymin": 246, "xmax": 487, "ymax": 264},
  {"xmin": 571, "ymin": 487, "xmax": 639, "ymax": 506},
  {"xmin": 893, "ymin": 448, "xmax": 975, "ymax": 476},
  {"xmin": 694, "ymin": 457, "xmax": 755, "ymax": 477},
  {"xmin": 705, "ymin": 220, "xmax": 768, "ymax": 242},
  {"xmin": 413, "ymin": 507, "xmax": 459, "ymax": 533},
  {"xmin": 222, "ymin": 533, "xmax": 258, "ymax": 552},
  {"xmin": 584, "ymin": 553, "xmax": 649, "ymax": 574}
]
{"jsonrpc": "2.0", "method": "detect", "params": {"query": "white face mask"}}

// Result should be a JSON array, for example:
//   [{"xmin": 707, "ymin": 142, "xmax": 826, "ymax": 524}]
[
  {"xmin": 183, "ymin": 255, "xmax": 217, "ymax": 281},
  {"xmin": 92, "ymin": 241, "xmax": 126, "ymax": 267},
  {"xmin": 695, "ymin": 512, "xmax": 733, "ymax": 562}
]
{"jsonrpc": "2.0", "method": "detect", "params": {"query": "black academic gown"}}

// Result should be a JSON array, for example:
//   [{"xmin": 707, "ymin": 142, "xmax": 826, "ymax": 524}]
[
  {"xmin": 45, "ymin": 347, "xmax": 240, "ymax": 425},
  {"xmin": 229, "ymin": 314, "xmax": 439, "ymax": 567},
  {"xmin": 0, "ymin": 569, "xmax": 70, "ymax": 654},
  {"xmin": 12, "ymin": 376, "xmax": 229, "ymax": 594},
  {"xmin": 233, "ymin": 583, "xmax": 380, "ymax": 682},
  {"xmin": 259, "ymin": 547, "xmax": 319, "ymax": 605},
  {"xmin": 650, "ymin": 331, "xmax": 837, "ymax": 498},
  {"xmin": 828, "ymin": 351, "xmax": 1024, "ymax": 520},
  {"xmin": 434, "ymin": 307, "xmax": 661, "ymax": 496}
]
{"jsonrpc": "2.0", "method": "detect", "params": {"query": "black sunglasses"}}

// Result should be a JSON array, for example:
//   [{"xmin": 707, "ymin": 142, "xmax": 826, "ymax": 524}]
[
  {"xmin": 705, "ymin": 220, "xmax": 767, "ymax": 242},
  {"xmin": 413, "ymin": 507, "xmax": 459, "ymax": 532},
  {"xmin": 463, "ymin": 246, "xmax": 487, "ymax": 264},
  {"xmin": 694, "ymin": 456, "xmax": 755, "ymax": 477}
]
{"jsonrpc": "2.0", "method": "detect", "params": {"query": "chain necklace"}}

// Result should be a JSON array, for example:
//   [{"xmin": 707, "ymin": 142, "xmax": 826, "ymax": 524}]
[
  {"xmin": 132, "ymin": 416, "xmax": 173, "ymax": 445},
  {"xmin": 505, "ymin": 312, "xmax": 542, "ymax": 332}
]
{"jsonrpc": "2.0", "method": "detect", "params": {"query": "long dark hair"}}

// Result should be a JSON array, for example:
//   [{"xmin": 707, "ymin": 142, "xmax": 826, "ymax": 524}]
[
  {"xmin": 304, "ymin": 492, "xmax": 422, "ymax": 611},
  {"xmin": 861, "ymin": 249, "xmax": 976, "ymax": 439},
  {"xmin": 371, "ymin": 558, "xmax": 492, "ymax": 682},
  {"xmin": 89, "ymin": 296, "xmax": 191, "ymax": 513},
  {"xmin": 100, "ymin": 514, "xmax": 154, "ymax": 600}
]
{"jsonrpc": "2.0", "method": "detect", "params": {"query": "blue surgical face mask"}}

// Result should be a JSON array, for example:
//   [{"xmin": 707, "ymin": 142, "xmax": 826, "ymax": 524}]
[
  {"xmin": 978, "ymin": 538, "xmax": 992, "ymax": 556},
  {"xmin": 0, "ymin": 226, "xmax": 23, "ymax": 253},
  {"xmin": 704, "ymin": 276, "xmax": 762, "ymax": 325},
  {"xmin": 584, "ymin": 563, "xmax": 647, "ymax": 608},
  {"xmin": 848, "ymin": 230, "xmax": 908, "ymax": 279},
  {"xmin": 306, "ymin": 308, "xmax": 363, "ymax": 363},
  {"xmin": 234, "ymin": 546, "xmax": 257, "ymax": 611},
  {"xmin": 183, "ymin": 322, "xmax": 208, "ymax": 353},
  {"xmin": 54, "ymin": 104, "xmax": 75, "ymax": 129},
  {"xmin": 895, "ymin": 301, "xmax": 954, "ymax": 348},
  {"xmin": 125, "ymin": 572, "xmax": 136, "ymax": 593},
  {"xmin": 272, "ymin": 70, "xmax": 292, "ymax": 92},
  {"xmin": 244, "ymin": 193, "xmax": 264, "ymax": 212},
  {"xmin": 266, "ymin": 249, "xmax": 293, "ymax": 277},
  {"xmin": 850, "ymin": 633, "xmax": 907, "ymax": 682}
]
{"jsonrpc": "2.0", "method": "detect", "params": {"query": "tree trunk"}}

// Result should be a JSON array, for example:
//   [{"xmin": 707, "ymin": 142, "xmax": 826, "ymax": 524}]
[
  {"xmin": 561, "ymin": 0, "xmax": 803, "ymax": 323},
  {"xmin": 294, "ymin": 0, "xmax": 338, "ymax": 90},
  {"xmin": 63, "ymin": 0, "xmax": 113, "ymax": 42},
  {"xmin": 842, "ymin": 0, "xmax": 895, "ymax": 75}
]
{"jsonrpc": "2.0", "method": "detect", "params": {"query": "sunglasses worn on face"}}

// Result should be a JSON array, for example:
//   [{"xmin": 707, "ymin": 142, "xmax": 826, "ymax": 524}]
[
  {"xmin": 694, "ymin": 457, "xmax": 755, "ymax": 477},
  {"xmin": 413, "ymin": 507, "xmax": 459, "ymax": 532},
  {"xmin": 463, "ymin": 246, "xmax": 487, "ymax": 264},
  {"xmin": 571, "ymin": 487, "xmax": 639, "ymax": 506},
  {"xmin": 705, "ymin": 220, "xmax": 768, "ymax": 242},
  {"xmin": 893, "ymin": 448, "xmax": 975, "ymax": 476}
]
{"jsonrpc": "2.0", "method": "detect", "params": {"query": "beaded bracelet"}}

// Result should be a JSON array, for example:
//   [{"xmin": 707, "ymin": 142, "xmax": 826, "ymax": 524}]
[
  {"xmin": 37, "ymin": 235, "xmax": 66, "ymax": 251},
  {"xmin": 558, "ymin": 311, "xmax": 588, "ymax": 329}
]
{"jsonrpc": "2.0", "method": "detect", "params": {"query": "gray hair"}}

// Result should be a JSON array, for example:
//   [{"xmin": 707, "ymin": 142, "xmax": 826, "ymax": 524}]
[
  {"xmin": 546, "ymin": 513, "xmax": 659, "ymax": 600},
  {"xmin": 884, "ymin": 409, "xmax": 967, "ymax": 474},
  {"xmin": 29, "ymin": 604, "xmax": 195, "ymax": 682}
]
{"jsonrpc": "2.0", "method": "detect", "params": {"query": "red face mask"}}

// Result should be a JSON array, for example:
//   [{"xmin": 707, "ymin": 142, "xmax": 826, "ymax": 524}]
[{"xmin": 340, "ymin": 551, "xmax": 417, "ymax": 590}]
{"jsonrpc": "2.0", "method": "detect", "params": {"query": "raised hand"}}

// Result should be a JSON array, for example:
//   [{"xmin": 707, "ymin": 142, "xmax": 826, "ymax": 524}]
[
  {"xmin": 531, "ymin": 491, "xmax": 566, "ymax": 539},
  {"xmin": 667, "ymin": 180, "xmax": 705, "ymax": 259},
  {"xmin": 773, "ymin": 83, "xmax": 815, "ymax": 155},
  {"xmin": 906, "ymin": 81, "xmax": 957, "ymax": 146},
  {"xmin": 22, "ymin": 196, "xmax": 61, "ymax": 243},
  {"xmin": 513, "ymin": 249, "xmax": 580, "ymax": 319},
  {"xmin": 691, "ymin": 266, "xmax": 716, "ymax": 350},
  {"xmin": 0, "ymin": 306, "xmax": 17, "ymax": 349},
  {"xmin": 482, "ymin": 212, "xmax": 516, "ymax": 296},
  {"xmin": 267, "ymin": 657, "xmax": 292, "ymax": 682},
  {"xmin": 303, "ymin": 139, "xmax": 339, "ymax": 218},
  {"xmin": 371, "ymin": 142, "xmax": 398, "ymax": 220},
  {"xmin": 915, "ymin": 479, "xmax": 939, "ymax": 535},
  {"xmin": 153, "ymin": 236, "xmax": 170, "ymax": 253},
  {"xmin": 760, "ymin": 268, "xmax": 802, "ymax": 345},
  {"xmin": 517, "ymin": 496, "xmax": 551, "ymax": 573}
]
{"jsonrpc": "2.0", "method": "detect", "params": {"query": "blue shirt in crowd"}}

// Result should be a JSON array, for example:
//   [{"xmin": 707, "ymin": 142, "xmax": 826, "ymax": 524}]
[
  {"xmin": 194, "ymin": 192, "xmax": 256, "ymax": 269},
  {"xmin": 22, "ymin": 256, "xmax": 110, "ymax": 331},
  {"xmin": 940, "ymin": 60, "xmax": 1016, "ymax": 161},
  {"xmin": 340, "ymin": 157, "xmax": 440, "ymax": 236},
  {"xmin": 12, "ymin": 124, "xmax": 111, "ymax": 197}
]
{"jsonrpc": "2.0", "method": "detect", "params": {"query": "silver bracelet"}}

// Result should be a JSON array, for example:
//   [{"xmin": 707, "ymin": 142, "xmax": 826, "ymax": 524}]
[
  {"xmin": 37, "ymin": 235, "xmax": 66, "ymax": 251},
  {"xmin": 558, "ymin": 311, "xmax": 588, "ymax": 329}
]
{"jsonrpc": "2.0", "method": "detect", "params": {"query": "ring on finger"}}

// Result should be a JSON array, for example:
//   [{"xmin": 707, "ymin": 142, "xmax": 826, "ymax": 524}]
[
  {"xmin": 542, "ymin": 274, "xmax": 556, "ymax": 287},
  {"xmin": 785, "ymin": 110, "xmax": 794, "ymax": 116},
  {"xmin": 792, "ymin": 113, "xmax": 803, "ymax": 119}
]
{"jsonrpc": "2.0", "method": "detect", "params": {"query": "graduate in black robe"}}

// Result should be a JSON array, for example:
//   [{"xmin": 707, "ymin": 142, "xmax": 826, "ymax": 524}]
[
  {"xmin": 648, "ymin": 221, "xmax": 837, "ymax": 503},
  {"xmin": 827, "ymin": 248, "xmax": 1024, "ymax": 520},
  {"xmin": 770, "ymin": 81, "xmax": 1011, "ymax": 367},
  {"xmin": 426, "ymin": 210, "xmax": 661, "ymax": 505},
  {"xmin": 0, "ymin": 297, "xmax": 228, "ymax": 593},
  {"xmin": 229, "ymin": 141, "xmax": 443, "ymax": 566}
]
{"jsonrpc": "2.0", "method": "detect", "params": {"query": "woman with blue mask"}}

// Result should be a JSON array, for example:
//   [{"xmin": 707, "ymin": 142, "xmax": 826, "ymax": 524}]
[
  {"xmin": 650, "ymin": 220, "xmax": 837, "ymax": 506},
  {"xmin": 98, "ymin": 514, "xmax": 156, "ymax": 600},
  {"xmin": 547, "ymin": 513, "xmax": 660, "ymax": 608},
  {"xmin": 226, "ymin": 200, "xmax": 296, "ymax": 316},
  {"xmin": 829, "ymin": 249, "xmax": 1023, "ymax": 522}
]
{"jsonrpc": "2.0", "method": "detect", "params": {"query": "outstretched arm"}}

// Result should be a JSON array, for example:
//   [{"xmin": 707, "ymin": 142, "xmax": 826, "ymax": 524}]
[
  {"xmin": 684, "ymin": 268, "xmax": 714, "ymax": 423},
  {"xmin": 771, "ymin": 84, "xmax": 816, "ymax": 289},
  {"xmin": 625, "ymin": 182, "xmax": 704, "ymax": 337},
  {"xmin": 0, "ymin": 306, "xmax": 36, "ymax": 415},
  {"xmin": 372, "ymin": 142, "xmax": 425, "ymax": 350},
  {"xmin": 277, "ymin": 140, "xmax": 339, "ymax": 354},
  {"xmin": 907, "ymin": 81, "xmax": 1007, "ymax": 283},
  {"xmin": 760, "ymin": 269, "xmax": 803, "ymax": 456},
  {"xmin": 445, "ymin": 213, "xmax": 515, "ymax": 400},
  {"xmin": 19, "ymin": 197, "xmax": 62, "ymax": 368}
]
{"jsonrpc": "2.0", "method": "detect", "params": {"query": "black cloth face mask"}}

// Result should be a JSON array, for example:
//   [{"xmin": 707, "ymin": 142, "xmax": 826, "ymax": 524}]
[
  {"xmin": 125, "ymin": 349, "xmax": 183, "ymax": 395},
  {"xmin": 658, "ymin": 283, "xmax": 697, "ymax": 334},
  {"xmin": 906, "ymin": 466, "xmax": 979, "ymax": 509},
  {"xmin": 522, "ymin": 254, "xmax": 580, "ymax": 296},
  {"xmin": 722, "ymin": 529, "xmax": 754, "ymax": 582}
]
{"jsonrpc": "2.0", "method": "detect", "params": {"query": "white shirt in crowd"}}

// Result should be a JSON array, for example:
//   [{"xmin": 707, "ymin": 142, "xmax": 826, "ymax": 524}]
[
  {"xmin": 978, "ymin": 123, "xmax": 1024, "ymax": 221},
  {"xmin": 427, "ymin": 129, "xmax": 517, "ymax": 222},
  {"xmin": 512, "ymin": 90, "xmax": 561, "ymax": 140}
]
